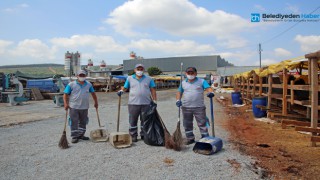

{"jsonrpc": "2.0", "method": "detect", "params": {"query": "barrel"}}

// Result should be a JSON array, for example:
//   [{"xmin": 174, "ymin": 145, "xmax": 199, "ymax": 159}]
[
  {"xmin": 231, "ymin": 92, "xmax": 242, "ymax": 105},
  {"xmin": 252, "ymin": 97, "xmax": 267, "ymax": 118}
]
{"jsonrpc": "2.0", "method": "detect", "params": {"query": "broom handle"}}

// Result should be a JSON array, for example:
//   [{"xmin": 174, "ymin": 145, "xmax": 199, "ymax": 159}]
[
  {"xmin": 64, "ymin": 110, "xmax": 68, "ymax": 132},
  {"xmin": 117, "ymin": 95, "xmax": 121, "ymax": 132},
  {"xmin": 178, "ymin": 62, "xmax": 183, "ymax": 122},
  {"xmin": 210, "ymin": 97, "xmax": 215, "ymax": 137},
  {"xmin": 96, "ymin": 108, "xmax": 102, "ymax": 128}
]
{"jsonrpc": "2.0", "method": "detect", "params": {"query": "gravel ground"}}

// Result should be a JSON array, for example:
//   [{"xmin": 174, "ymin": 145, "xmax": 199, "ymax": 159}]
[{"xmin": 0, "ymin": 89, "xmax": 262, "ymax": 180}]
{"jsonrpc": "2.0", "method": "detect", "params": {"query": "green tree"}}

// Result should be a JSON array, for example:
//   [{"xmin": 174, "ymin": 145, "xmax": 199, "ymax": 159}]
[
  {"xmin": 147, "ymin": 67, "xmax": 162, "ymax": 76},
  {"xmin": 128, "ymin": 70, "xmax": 135, "ymax": 76}
]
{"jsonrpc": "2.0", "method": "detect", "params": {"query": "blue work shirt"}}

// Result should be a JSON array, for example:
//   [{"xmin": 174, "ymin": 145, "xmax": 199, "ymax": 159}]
[
  {"xmin": 178, "ymin": 77, "xmax": 211, "ymax": 107},
  {"xmin": 124, "ymin": 74, "xmax": 156, "ymax": 105},
  {"xmin": 64, "ymin": 80, "xmax": 95, "ymax": 109}
]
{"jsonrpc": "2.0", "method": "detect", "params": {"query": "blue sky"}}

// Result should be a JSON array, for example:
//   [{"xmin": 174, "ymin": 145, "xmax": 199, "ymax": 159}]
[{"xmin": 0, "ymin": 0, "xmax": 319, "ymax": 66}]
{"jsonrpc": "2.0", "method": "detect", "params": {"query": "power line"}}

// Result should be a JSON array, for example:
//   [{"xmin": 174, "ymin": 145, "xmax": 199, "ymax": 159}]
[{"xmin": 262, "ymin": 6, "xmax": 320, "ymax": 44}]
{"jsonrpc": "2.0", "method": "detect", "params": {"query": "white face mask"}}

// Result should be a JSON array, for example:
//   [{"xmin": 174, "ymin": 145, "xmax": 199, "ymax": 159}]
[
  {"xmin": 136, "ymin": 71, "xmax": 143, "ymax": 76},
  {"xmin": 187, "ymin": 75, "xmax": 195, "ymax": 80},
  {"xmin": 78, "ymin": 77, "xmax": 86, "ymax": 82}
]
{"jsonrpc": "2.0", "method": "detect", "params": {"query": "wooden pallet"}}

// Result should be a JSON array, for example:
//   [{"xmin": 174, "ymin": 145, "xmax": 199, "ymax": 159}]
[
  {"xmin": 31, "ymin": 88, "xmax": 44, "ymax": 100},
  {"xmin": 295, "ymin": 126, "xmax": 320, "ymax": 133},
  {"xmin": 281, "ymin": 119, "xmax": 320, "ymax": 129},
  {"xmin": 311, "ymin": 136, "xmax": 320, "ymax": 142}
]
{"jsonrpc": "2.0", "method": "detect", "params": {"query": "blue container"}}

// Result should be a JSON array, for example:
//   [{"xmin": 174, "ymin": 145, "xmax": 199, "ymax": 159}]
[
  {"xmin": 193, "ymin": 136, "xmax": 223, "ymax": 155},
  {"xmin": 252, "ymin": 97, "xmax": 267, "ymax": 118},
  {"xmin": 26, "ymin": 79, "xmax": 59, "ymax": 93},
  {"xmin": 231, "ymin": 92, "xmax": 243, "ymax": 105}
]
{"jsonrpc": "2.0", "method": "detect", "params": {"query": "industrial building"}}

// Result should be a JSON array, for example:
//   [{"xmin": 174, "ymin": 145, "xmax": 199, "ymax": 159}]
[
  {"xmin": 70, "ymin": 51, "xmax": 257, "ymax": 85},
  {"xmin": 217, "ymin": 66, "xmax": 259, "ymax": 77},
  {"xmin": 122, "ymin": 54, "xmax": 233, "ymax": 75},
  {"xmin": 64, "ymin": 51, "xmax": 81, "ymax": 76},
  {"xmin": 215, "ymin": 66, "xmax": 260, "ymax": 87}
]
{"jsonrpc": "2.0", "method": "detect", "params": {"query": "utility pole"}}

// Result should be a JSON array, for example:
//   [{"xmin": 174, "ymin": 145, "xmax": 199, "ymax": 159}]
[{"xmin": 259, "ymin": 43, "xmax": 262, "ymax": 68}]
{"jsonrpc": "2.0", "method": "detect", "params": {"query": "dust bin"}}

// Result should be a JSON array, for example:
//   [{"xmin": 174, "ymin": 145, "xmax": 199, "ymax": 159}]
[
  {"xmin": 231, "ymin": 92, "xmax": 242, "ymax": 105},
  {"xmin": 252, "ymin": 97, "xmax": 267, "ymax": 118},
  {"xmin": 193, "ymin": 136, "xmax": 223, "ymax": 155}
]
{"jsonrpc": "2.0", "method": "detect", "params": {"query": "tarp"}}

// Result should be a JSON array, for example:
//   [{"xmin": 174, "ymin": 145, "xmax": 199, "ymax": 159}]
[
  {"xmin": 151, "ymin": 76, "xmax": 180, "ymax": 81},
  {"xmin": 14, "ymin": 71, "xmax": 58, "ymax": 79},
  {"xmin": 112, "ymin": 75, "xmax": 127, "ymax": 80},
  {"xmin": 232, "ymin": 56, "xmax": 319, "ymax": 79}
]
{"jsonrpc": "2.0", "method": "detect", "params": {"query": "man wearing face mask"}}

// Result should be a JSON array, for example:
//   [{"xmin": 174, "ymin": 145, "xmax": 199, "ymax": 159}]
[
  {"xmin": 176, "ymin": 67, "xmax": 214, "ymax": 145},
  {"xmin": 117, "ymin": 64, "xmax": 157, "ymax": 142},
  {"xmin": 63, "ymin": 70, "xmax": 98, "ymax": 144}
]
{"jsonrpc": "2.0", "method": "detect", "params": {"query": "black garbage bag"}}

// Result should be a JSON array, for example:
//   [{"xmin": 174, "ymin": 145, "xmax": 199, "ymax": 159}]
[{"xmin": 141, "ymin": 102, "xmax": 165, "ymax": 146}]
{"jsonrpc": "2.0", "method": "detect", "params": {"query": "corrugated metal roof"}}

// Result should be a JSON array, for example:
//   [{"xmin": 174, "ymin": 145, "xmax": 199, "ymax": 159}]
[
  {"xmin": 123, "ymin": 55, "xmax": 226, "ymax": 72},
  {"xmin": 217, "ymin": 66, "xmax": 259, "ymax": 76}
]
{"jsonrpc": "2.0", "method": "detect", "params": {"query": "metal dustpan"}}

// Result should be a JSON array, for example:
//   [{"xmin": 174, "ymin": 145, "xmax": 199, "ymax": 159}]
[
  {"xmin": 90, "ymin": 108, "xmax": 109, "ymax": 142},
  {"xmin": 110, "ymin": 96, "xmax": 132, "ymax": 148},
  {"xmin": 193, "ymin": 97, "xmax": 223, "ymax": 155}
]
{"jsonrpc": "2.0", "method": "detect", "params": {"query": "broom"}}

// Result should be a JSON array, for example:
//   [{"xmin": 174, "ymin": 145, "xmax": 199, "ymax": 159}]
[
  {"xmin": 150, "ymin": 95, "xmax": 174, "ymax": 149},
  {"xmin": 58, "ymin": 110, "xmax": 69, "ymax": 149},
  {"xmin": 171, "ymin": 62, "xmax": 184, "ymax": 151},
  {"xmin": 172, "ymin": 109, "xmax": 183, "ymax": 151},
  {"xmin": 156, "ymin": 109, "xmax": 174, "ymax": 149}
]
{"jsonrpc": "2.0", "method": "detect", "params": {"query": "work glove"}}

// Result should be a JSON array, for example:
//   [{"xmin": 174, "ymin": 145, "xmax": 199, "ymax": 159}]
[
  {"xmin": 206, "ymin": 92, "xmax": 215, "ymax": 98},
  {"xmin": 176, "ymin": 100, "xmax": 182, "ymax": 107},
  {"xmin": 117, "ymin": 90, "xmax": 124, "ymax": 96}
]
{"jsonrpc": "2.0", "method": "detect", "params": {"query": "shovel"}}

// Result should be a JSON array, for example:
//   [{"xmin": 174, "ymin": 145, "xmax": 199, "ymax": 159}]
[
  {"xmin": 90, "ymin": 108, "xmax": 108, "ymax": 142},
  {"xmin": 109, "ymin": 95, "xmax": 132, "ymax": 148},
  {"xmin": 193, "ymin": 96, "xmax": 223, "ymax": 155}
]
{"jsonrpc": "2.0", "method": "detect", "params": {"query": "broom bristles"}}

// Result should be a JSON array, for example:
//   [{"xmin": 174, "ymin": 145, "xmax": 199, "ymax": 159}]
[
  {"xmin": 156, "ymin": 109, "xmax": 182, "ymax": 151},
  {"xmin": 172, "ymin": 121, "xmax": 183, "ymax": 151},
  {"xmin": 164, "ymin": 129, "xmax": 174, "ymax": 149},
  {"xmin": 58, "ymin": 131, "xmax": 69, "ymax": 149}
]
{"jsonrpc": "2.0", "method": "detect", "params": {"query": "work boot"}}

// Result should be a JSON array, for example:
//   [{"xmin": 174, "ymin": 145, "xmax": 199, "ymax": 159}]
[
  {"xmin": 79, "ymin": 136, "xmax": 90, "ymax": 140},
  {"xmin": 184, "ymin": 139, "xmax": 195, "ymax": 145},
  {"xmin": 71, "ymin": 138, "xmax": 79, "ymax": 143},
  {"xmin": 132, "ymin": 136, "xmax": 138, "ymax": 142}
]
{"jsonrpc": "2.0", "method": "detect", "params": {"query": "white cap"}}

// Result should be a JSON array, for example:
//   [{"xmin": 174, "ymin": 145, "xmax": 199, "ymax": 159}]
[
  {"xmin": 135, "ymin": 64, "xmax": 144, "ymax": 68},
  {"xmin": 77, "ymin": 70, "xmax": 87, "ymax": 75}
]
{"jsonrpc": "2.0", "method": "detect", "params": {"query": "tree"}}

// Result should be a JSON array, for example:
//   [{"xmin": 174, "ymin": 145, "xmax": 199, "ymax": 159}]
[{"xmin": 147, "ymin": 67, "xmax": 162, "ymax": 76}]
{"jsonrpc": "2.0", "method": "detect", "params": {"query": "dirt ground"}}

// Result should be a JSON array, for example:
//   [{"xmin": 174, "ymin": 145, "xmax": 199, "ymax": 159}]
[{"xmin": 217, "ymin": 93, "xmax": 320, "ymax": 179}]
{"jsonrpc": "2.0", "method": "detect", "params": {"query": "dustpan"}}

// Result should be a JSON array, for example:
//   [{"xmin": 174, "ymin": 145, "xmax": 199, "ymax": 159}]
[
  {"xmin": 90, "ymin": 108, "xmax": 108, "ymax": 142},
  {"xmin": 193, "ymin": 97, "xmax": 223, "ymax": 155},
  {"xmin": 110, "ymin": 96, "xmax": 132, "ymax": 148}
]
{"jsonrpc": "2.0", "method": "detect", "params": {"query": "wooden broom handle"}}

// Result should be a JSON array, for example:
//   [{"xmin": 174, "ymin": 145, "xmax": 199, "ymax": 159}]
[{"xmin": 64, "ymin": 110, "xmax": 68, "ymax": 131}]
